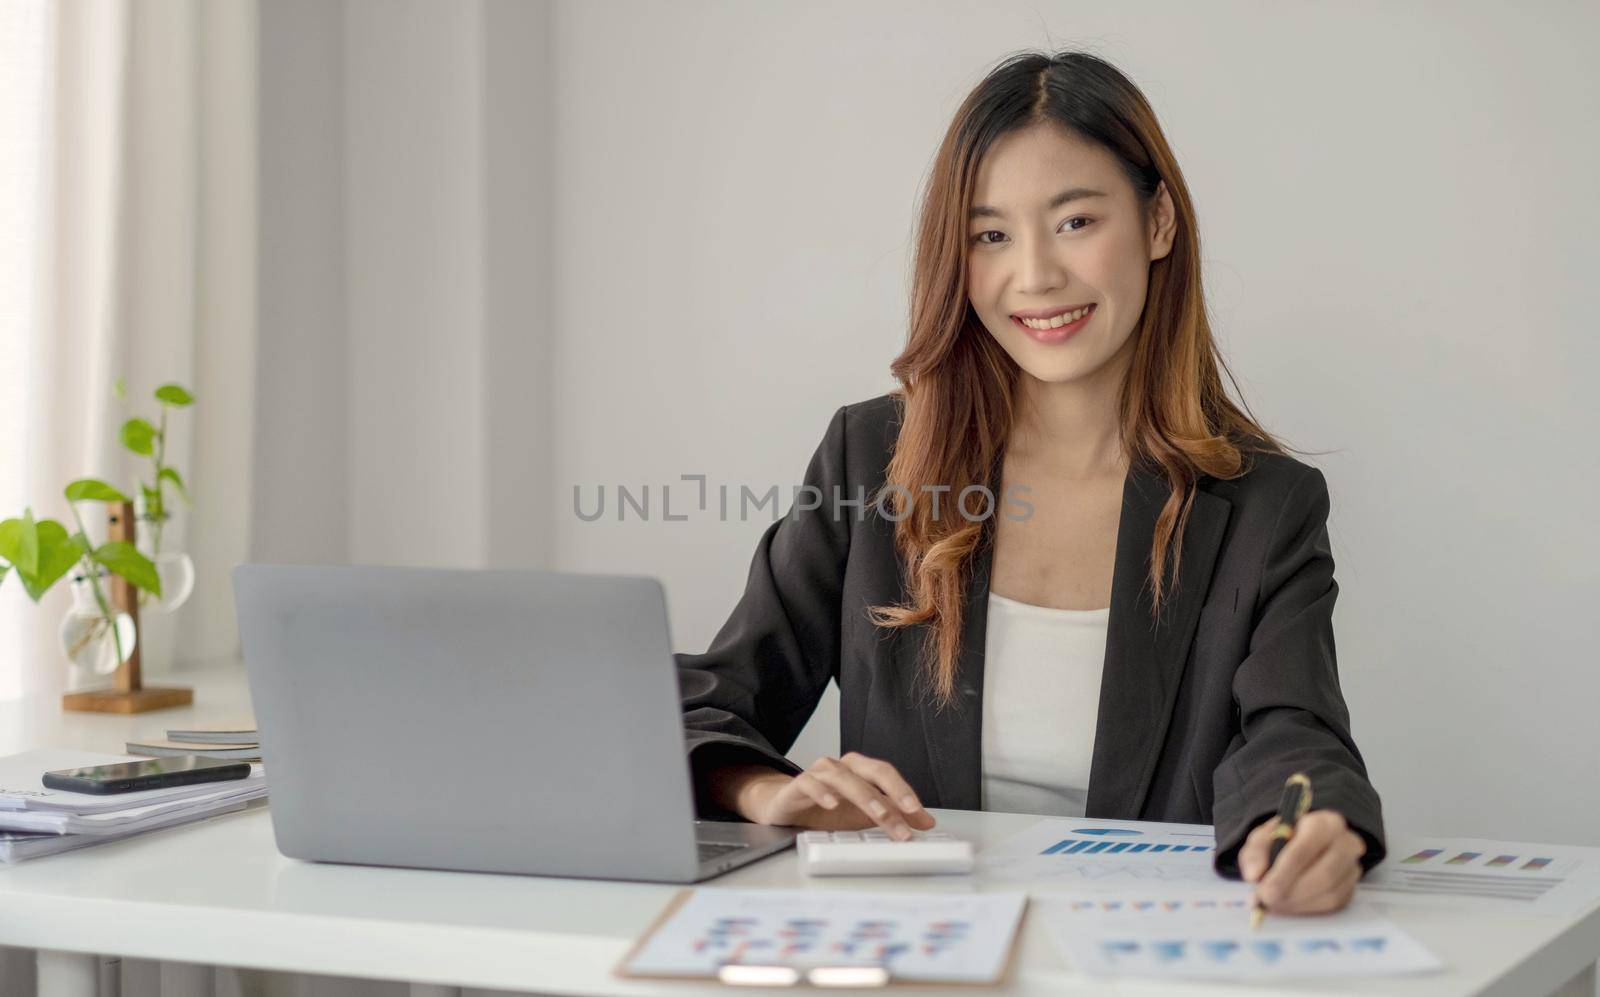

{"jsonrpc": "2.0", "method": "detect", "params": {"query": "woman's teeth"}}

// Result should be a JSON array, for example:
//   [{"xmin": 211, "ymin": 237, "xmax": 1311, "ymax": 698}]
[{"xmin": 1018, "ymin": 305, "xmax": 1093, "ymax": 330}]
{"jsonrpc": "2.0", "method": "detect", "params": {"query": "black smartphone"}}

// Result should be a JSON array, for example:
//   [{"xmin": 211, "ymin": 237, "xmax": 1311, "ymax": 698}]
[{"xmin": 42, "ymin": 755, "xmax": 252, "ymax": 795}]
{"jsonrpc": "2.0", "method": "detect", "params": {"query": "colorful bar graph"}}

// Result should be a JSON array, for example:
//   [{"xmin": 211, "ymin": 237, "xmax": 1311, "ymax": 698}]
[
  {"xmin": 1395, "ymin": 847, "xmax": 1556, "ymax": 874},
  {"xmin": 1384, "ymin": 846, "xmax": 1559, "ymax": 875},
  {"xmin": 1039, "ymin": 838, "xmax": 1211, "ymax": 858},
  {"xmin": 1042, "ymin": 839, "xmax": 1098, "ymax": 855}
]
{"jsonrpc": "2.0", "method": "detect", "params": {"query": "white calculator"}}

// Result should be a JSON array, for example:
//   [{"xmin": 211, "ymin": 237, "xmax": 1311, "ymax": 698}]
[{"xmin": 797, "ymin": 828, "xmax": 975, "ymax": 876}]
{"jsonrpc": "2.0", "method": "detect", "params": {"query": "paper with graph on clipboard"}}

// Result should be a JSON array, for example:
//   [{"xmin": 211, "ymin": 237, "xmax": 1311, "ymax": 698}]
[{"xmin": 618, "ymin": 888, "xmax": 1028, "ymax": 985}]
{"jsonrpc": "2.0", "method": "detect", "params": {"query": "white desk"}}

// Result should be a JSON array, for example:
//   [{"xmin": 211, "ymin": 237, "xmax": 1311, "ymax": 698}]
[{"xmin": 1, "ymin": 663, "xmax": 1597, "ymax": 996}]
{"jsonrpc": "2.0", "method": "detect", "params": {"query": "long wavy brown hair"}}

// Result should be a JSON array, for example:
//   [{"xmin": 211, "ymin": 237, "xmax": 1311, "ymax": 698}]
[{"xmin": 867, "ymin": 50, "xmax": 1306, "ymax": 711}]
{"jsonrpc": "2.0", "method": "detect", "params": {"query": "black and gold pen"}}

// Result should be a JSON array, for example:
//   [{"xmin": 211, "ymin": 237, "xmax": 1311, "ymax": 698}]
[{"xmin": 1249, "ymin": 772, "xmax": 1313, "ymax": 930}]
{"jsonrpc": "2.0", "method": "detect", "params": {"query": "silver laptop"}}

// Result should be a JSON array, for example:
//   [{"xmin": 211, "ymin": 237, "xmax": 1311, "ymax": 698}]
[{"xmin": 232, "ymin": 563, "xmax": 797, "ymax": 882}]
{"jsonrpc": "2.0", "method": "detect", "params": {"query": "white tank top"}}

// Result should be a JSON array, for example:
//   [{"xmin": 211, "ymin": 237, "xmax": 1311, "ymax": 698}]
[{"xmin": 980, "ymin": 590, "xmax": 1109, "ymax": 818}]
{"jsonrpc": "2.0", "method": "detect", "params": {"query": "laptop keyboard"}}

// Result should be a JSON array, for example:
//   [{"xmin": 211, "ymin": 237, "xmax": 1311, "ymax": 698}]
[{"xmin": 697, "ymin": 840, "xmax": 749, "ymax": 863}]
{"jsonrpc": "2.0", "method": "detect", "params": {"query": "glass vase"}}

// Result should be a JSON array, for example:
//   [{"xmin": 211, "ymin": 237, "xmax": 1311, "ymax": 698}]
[
  {"xmin": 134, "ymin": 492, "xmax": 194, "ymax": 614},
  {"xmin": 58, "ymin": 571, "xmax": 137, "ymax": 683}
]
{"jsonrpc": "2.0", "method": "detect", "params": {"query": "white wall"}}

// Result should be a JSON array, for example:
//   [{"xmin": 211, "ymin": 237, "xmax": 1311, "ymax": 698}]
[
  {"xmin": 255, "ymin": 0, "xmax": 551, "ymax": 571},
  {"xmin": 257, "ymin": 1, "xmax": 1600, "ymax": 848},
  {"xmin": 255, "ymin": 0, "xmax": 348, "ymax": 565}
]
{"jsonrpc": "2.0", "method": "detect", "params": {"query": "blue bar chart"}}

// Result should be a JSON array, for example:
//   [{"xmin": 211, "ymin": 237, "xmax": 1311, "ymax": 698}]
[
  {"xmin": 1037, "ymin": 827, "xmax": 1215, "ymax": 858},
  {"xmin": 981, "ymin": 819, "xmax": 1222, "ymax": 886},
  {"xmin": 1042, "ymin": 839, "xmax": 1212, "ymax": 856}
]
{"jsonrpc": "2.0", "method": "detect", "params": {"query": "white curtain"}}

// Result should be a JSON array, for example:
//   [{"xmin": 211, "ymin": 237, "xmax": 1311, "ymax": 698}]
[
  {"xmin": 0, "ymin": 4, "xmax": 519, "ymax": 994},
  {"xmin": 0, "ymin": 0, "xmax": 257, "ymax": 701}
]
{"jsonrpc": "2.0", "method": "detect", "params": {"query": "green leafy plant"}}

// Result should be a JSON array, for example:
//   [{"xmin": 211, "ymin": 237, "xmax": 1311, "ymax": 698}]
[
  {"xmin": 0, "ymin": 483, "xmax": 162, "ymax": 667},
  {"xmin": 0, "ymin": 378, "xmax": 190, "ymax": 670},
  {"xmin": 114, "ymin": 377, "xmax": 195, "ymax": 557}
]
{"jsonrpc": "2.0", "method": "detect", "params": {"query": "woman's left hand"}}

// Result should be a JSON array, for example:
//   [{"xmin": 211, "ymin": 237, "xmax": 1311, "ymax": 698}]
[{"xmin": 1238, "ymin": 809, "xmax": 1367, "ymax": 915}]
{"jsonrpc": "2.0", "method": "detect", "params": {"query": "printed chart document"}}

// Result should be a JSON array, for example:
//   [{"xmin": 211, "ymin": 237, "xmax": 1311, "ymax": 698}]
[
  {"xmin": 979, "ymin": 816, "xmax": 1226, "ymax": 889},
  {"xmin": 1361, "ymin": 834, "xmax": 1600, "ymax": 915},
  {"xmin": 1038, "ymin": 889, "xmax": 1442, "ymax": 981},
  {"xmin": 618, "ymin": 889, "xmax": 1028, "ymax": 985}
]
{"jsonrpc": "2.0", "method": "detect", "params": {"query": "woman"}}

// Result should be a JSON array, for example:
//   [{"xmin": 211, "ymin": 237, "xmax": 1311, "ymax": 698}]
[{"xmin": 675, "ymin": 50, "xmax": 1384, "ymax": 916}]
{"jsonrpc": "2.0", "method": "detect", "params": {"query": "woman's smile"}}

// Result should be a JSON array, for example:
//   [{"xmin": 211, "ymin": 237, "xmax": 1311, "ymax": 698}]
[{"xmin": 1011, "ymin": 303, "xmax": 1096, "ymax": 344}]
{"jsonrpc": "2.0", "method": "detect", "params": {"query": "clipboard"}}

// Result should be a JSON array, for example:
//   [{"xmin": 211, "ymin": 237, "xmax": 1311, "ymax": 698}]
[{"xmin": 614, "ymin": 888, "xmax": 1029, "ymax": 988}]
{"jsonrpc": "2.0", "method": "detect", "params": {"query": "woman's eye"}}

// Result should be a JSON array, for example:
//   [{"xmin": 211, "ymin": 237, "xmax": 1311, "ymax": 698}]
[{"xmin": 969, "ymin": 218, "xmax": 1093, "ymax": 245}]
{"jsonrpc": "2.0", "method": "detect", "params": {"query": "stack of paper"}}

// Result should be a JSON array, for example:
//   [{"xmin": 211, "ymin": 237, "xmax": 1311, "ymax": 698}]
[
  {"xmin": 127, "ymin": 718, "xmax": 261, "ymax": 761},
  {"xmin": 165, "ymin": 721, "xmax": 258, "ymax": 744},
  {"xmin": 0, "ymin": 748, "xmax": 267, "ymax": 863},
  {"xmin": 124, "ymin": 738, "xmax": 261, "ymax": 761}
]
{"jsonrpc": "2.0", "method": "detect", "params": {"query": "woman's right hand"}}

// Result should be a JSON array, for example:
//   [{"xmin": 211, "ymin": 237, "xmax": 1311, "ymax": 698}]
[{"xmin": 711, "ymin": 753, "xmax": 937, "ymax": 840}]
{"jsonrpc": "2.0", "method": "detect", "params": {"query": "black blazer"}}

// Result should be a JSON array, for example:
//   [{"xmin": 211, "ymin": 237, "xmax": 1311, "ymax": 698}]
[{"xmin": 675, "ymin": 393, "xmax": 1385, "ymax": 878}]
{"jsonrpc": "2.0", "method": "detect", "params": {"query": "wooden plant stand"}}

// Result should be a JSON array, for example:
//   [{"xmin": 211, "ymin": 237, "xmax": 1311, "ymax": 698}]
[{"xmin": 60, "ymin": 500, "xmax": 193, "ymax": 714}]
